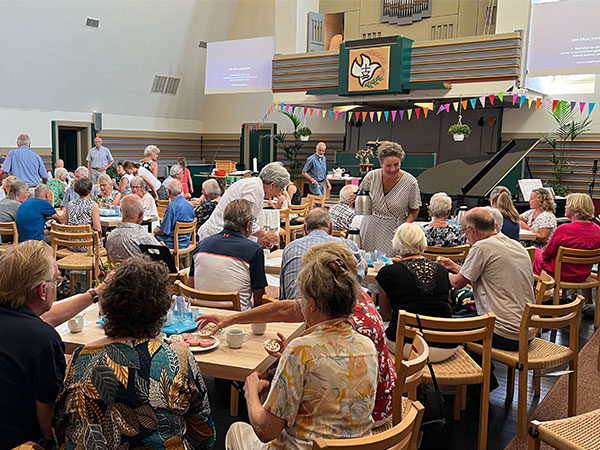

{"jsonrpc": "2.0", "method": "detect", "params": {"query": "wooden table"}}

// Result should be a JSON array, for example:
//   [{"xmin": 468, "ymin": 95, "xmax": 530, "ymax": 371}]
[{"xmin": 60, "ymin": 305, "xmax": 305, "ymax": 382}]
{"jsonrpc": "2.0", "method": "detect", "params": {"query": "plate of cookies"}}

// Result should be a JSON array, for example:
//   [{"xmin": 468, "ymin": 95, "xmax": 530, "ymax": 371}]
[{"xmin": 169, "ymin": 333, "xmax": 220, "ymax": 352}]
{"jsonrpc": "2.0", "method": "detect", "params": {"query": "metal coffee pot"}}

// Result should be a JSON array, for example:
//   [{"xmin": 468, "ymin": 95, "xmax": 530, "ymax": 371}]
[
  {"xmin": 346, "ymin": 228, "xmax": 361, "ymax": 249},
  {"xmin": 355, "ymin": 189, "xmax": 372, "ymax": 216}
]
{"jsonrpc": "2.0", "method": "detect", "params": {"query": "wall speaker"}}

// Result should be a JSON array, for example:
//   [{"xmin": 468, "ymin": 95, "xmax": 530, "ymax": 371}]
[{"xmin": 93, "ymin": 112, "xmax": 102, "ymax": 131}]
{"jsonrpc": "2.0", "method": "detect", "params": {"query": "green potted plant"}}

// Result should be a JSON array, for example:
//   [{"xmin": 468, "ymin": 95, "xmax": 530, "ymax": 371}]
[
  {"xmin": 296, "ymin": 126, "xmax": 312, "ymax": 142},
  {"xmin": 544, "ymin": 101, "xmax": 592, "ymax": 196},
  {"xmin": 274, "ymin": 111, "xmax": 311, "ymax": 181},
  {"xmin": 448, "ymin": 123, "xmax": 471, "ymax": 142}
]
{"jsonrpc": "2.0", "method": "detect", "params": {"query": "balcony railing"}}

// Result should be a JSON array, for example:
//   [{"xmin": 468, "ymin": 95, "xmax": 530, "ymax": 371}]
[{"xmin": 382, "ymin": 0, "xmax": 432, "ymax": 25}]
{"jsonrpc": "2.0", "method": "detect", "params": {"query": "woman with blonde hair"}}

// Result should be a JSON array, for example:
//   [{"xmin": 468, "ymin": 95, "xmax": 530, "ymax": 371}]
[
  {"xmin": 490, "ymin": 185, "xmax": 520, "ymax": 241},
  {"xmin": 225, "ymin": 243, "xmax": 378, "ymax": 449},
  {"xmin": 534, "ymin": 193, "xmax": 600, "ymax": 314},
  {"xmin": 139, "ymin": 144, "xmax": 160, "ymax": 178},
  {"xmin": 377, "ymin": 222, "xmax": 456, "ymax": 362},
  {"xmin": 520, "ymin": 188, "xmax": 557, "ymax": 248}
]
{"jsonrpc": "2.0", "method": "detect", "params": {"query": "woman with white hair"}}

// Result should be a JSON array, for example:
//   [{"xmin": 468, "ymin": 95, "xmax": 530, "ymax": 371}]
[
  {"xmin": 329, "ymin": 184, "xmax": 358, "ymax": 231},
  {"xmin": 95, "ymin": 173, "xmax": 121, "ymax": 206},
  {"xmin": 47, "ymin": 167, "xmax": 69, "ymax": 207},
  {"xmin": 139, "ymin": 145, "xmax": 160, "ymax": 178},
  {"xmin": 422, "ymin": 192, "xmax": 465, "ymax": 247},
  {"xmin": 194, "ymin": 178, "xmax": 221, "ymax": 227},
  {"xmin": 376, "ymin": 223, "xmax": 456, "ymax": 362},
  {"xmin": 198, "ymin": 162, "xmax": 290, "ymax": 248}
]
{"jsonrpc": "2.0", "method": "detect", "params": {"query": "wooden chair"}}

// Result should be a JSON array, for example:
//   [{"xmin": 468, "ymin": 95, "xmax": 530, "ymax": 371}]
[
  {"xmin": 306, "ymin": 193, "xmax": 325, "ymax": 209},
  {"xmin": 331, "ymin": 229, "xmax": 347, "ymax": 238},
  {"xmin": 171, "ymin": 218, "xmax": 197, "ymax": 269},
  {"xmin": 51, "ymin": 223, "xmax": 108, "ymax": 258},
  {"xmin": 174, "ymin": 280, "xmax": 241, "ymax": 311},
  {"xmin": 51, "ymin": 230, "xmax": 101, "ymax": 295},
  {"xmin": 534, "ymin": 270, "xmax": 555, "ymax": 305},
  {"xmin": 11, "ymin": 442, "xmax": 44, "ymax": 450},
  {"xmin": 422, "ymin": 244, "xmax": 470, "ymax": 261},
  {"xmin": 0, "ymin": 222, "xmax": 18, "ymax": 255},
  {"xmin": 312, "ymin": 400, "xmax": 424, "ymax": 450},
  {"xmin": 526, "ymin": 246, "xmax": 536, "ymax": 266},
  {"xmin": 156, "ymin": 199, "xmax": 169, "ymax": 220},
  {"xmin": 528, "ymin": 408, "xmax": 600, "ymax": 450},
  {"xmin": 397, "ymin": 311, "xmax": 496, "ymax": 450},
  {"xmin": 393, "ymin": 333, "xmax": 429, "ymax": 428},
  {"xmin": 279, "ymin": 204, "xmax": 308, "ymax": 246},
  {"xmin": 468, "ymin": 297, "xmax": 583, "ymax": 436},
  {"xmin": 552, "ymin": 246, "xmax": 600, "ymax": 327}
]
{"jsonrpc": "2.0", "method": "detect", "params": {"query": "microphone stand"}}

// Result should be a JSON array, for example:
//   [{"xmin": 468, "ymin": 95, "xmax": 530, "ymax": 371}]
[{"xmin": 589, "ymin": 159, "xmax": 598, "ymax": 197}]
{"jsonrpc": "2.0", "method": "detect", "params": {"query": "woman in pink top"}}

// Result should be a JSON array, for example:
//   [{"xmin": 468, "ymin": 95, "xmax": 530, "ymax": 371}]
[
  {"xmin": 178, "ymin": 157, "xmax": 194, "ymax": 197},
  {"xmin": 534, "ymin": 194, "xmax": 600, "ymax": 313}
]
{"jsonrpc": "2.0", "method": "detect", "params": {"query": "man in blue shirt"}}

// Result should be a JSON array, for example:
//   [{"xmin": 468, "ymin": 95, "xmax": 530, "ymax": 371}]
[
  {"xmin": 154, "ymin": 179, "xmax": 195, "ymax": 249},
  {"xmin": 0, "ymin": 134, "xmax": 48, "ymax": 187},
  {"xmin": 302, "ymin": 141, "xmax": 331, "ymax": 196},
  {"xmin": 191, "ymin": 199, "xmax": 267, "ymax": 310},
  {"xmin": 86, "ymin": 136, "xmax": 114, "ymax": 183},
  {"xmin": 16, "ymin": 184, "xmax": 64, "ymax": 242}
]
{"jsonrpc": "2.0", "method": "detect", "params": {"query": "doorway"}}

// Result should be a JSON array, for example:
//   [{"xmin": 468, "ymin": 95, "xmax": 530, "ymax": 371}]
[
  {"xmin": 51, "ymin": 121, "xmax": 93, "ymax": 171},
  {"xmin": 240, "ymin": 123, "xmax": 277, "ymax": 171}
]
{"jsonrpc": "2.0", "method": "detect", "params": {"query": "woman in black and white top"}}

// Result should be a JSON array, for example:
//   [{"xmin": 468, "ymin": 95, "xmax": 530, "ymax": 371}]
[{"xmin": 358, "ymin": 141, "xmax": 421, "ymax": 256}]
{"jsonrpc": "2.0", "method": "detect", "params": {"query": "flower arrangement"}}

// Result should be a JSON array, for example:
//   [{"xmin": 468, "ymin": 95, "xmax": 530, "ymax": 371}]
[
  {"xmin": 355, "ymin": 148, "xmax": 374, "ymax": 164},
  {"xmin": 448, "ymin": 123, "xmax": 471, "ymax": 141}
]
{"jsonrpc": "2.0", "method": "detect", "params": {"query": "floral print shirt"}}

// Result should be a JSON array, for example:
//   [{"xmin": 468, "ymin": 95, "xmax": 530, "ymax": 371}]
[
  {"xmin": 54, "ymin": 339, "xmax": 215, "ymax": 450},
  {"xmin": 194, "ymin": 200, "xmax": 218, "ymax": 227},
  {"xmin": 47, "ymin": 178, "xmax": 67, "ymax": 207},
  {"xmin": 422, "ymin": 222, "xmax": 465, "ymax": 248},
  {"xmin": 263, "ymin": 318, "xmax": 377, "ymax": 450},
  {"xmin": 521, "ymin": 209, "xmax": 557, "ymax": 249}
]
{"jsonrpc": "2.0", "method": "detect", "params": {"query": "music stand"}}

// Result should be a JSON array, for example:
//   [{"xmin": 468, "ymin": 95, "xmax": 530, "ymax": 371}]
[{"xmin": 139, "ymin": 244, "xmax": 178, "ymax": 273}]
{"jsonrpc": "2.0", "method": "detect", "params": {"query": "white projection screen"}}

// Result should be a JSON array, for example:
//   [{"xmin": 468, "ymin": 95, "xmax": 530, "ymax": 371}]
[
  {"xmin": 205, "ymin": 36, "xmax": 275, "ymax": 94},
  {"xmin": 528, "ymin": 0, "xmax": 600, "ymax": 76}
]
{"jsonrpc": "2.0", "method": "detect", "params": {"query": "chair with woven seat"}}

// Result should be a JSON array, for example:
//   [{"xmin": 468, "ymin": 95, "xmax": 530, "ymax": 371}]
[
  {"xmin": 552, "ymin": 246, "xmax": 600, "ymax": 328},
  {"xmin": 171, "ymin": 218, "xmax": 197, "ymax": 269},
  {"xmin": 174, "ymin": 280, "xmax": 241, "ymax": 311},
  {"xmin": 528, "ymin": 408, "xmax": 600, "ymax": 450},
  {"xmin": 422, "ymin": 244, "xmax": 470, "ymax": 262},
  {"xmin": 51, "ymin": 230, "xmax": 101, "ymax": 295},
  {"xmin": 279, "ymin": 204, "xmax": 308, "ymax": 246},
  {"xmin": 397, "ymin": 311, "xmax": 495, "ymax": 450},
  {"xmin": 156, "ymin": 199, "xmax": 169, "ymax": 220},
  {"xmin": 0, "ymin": 222, "xmax": 18, "ymax": 255},
  {"xmin": 534, "ymin": 270, "xmax": 555, "ymax": 305},
  {"xmin": 468, "ymin": 297, "xmax": 583, "ymax": 436},
  {"xmin": 312, "ymin": 400, "xmax": 424, "ymax": 450},
  {"xmin": 51, "ymin": 223, "xmax": 107, "ymax": 258}
]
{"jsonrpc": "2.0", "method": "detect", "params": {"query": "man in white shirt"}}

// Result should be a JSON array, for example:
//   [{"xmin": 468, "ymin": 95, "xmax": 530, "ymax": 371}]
[{"xmin": 197, "ymin": 162, "xmax": 290, "ymax": 249}]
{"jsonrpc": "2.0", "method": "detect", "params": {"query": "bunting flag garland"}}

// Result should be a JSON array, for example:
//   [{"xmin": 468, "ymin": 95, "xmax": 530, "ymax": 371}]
[{"xmin": 265, "ymin": 90, "xmax": 598, "ymax": 128}]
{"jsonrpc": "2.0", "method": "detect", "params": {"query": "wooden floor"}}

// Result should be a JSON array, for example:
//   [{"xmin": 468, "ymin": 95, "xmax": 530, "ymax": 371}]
[{"xmin": 206, "ymin": 315, "xmax": 597, "ymax": 450}]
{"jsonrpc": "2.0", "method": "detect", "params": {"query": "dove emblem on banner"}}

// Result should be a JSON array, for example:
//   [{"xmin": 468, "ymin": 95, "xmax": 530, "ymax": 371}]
[{"xmin": 351, "ymin": 54, "xmax": 381, "ymax": 87}]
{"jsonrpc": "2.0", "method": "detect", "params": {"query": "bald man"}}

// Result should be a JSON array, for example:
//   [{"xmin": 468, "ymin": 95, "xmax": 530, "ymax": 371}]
[
  {"xmin": 106, "ymin": 194, "xmax": 159, "ymax": 259},
  {"xmin": 438, "ymin": 207, "xmax": 534, "ymax": 351}
]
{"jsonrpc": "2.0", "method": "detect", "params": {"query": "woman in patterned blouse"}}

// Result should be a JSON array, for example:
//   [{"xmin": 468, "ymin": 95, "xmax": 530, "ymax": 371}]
[
  {"xmin": 95, "ymin": 173, "xmax": 121, "ymax": 206},
  {"xmin": 422, "ymin": 192, "xmax": 465, "ymax": 247},
  {"xmin": 226, "ymin": 243, "xmax": 378, "ymax": 449},
  {"xmin": 54, "ymin": 256, "xmax": 216, "ymax": 449},
  {"xmin": 519, "ymin": 188, "xmax": 557, "ymax": 249}
]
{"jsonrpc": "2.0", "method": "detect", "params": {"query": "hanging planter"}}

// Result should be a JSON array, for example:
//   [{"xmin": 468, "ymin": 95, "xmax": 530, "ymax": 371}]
[
  {"xmin": 297, "ymin": 127, "xmax": 312, "ymax": 142},
  {"xmin": 448, "ymin": 123, "xmax": 471, "ymax": 142}
]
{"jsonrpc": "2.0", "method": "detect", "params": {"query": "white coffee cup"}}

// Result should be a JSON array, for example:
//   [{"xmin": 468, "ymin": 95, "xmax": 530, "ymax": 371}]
[
  {"xmin": 251, "ymin": 323, "xmax": 267, "ymax": 335},
  {"xmin": 67, "ymin": 314, "xmax": 85, "ymax": 333},
  {"xmin": 226, "ymin": 329, "xmax": 250, "ymax": 349}
]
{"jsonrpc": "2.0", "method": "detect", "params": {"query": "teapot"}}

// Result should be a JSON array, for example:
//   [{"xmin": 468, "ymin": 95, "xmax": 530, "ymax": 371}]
[{"xmin": 332, "ymin": 167, "xmax": 345, "ymax": 177}]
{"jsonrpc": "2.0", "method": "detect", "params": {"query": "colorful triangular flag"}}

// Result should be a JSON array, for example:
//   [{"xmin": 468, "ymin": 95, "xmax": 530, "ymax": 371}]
[
  {"xmin": 535, "ymin": 98, "xmax": 542, "ymax": 110},
  {"xmin": 453, "ymin": 102, "xmax": 459, "ymax": 112},
  {"xmin": 497, "ymin": 92, "xmax": 504, "ymax": 102},
  {"xmin": 291, "ymin": 105, "xmax": 296, "ymax": 113},
  {"xmin": 436, "ymin": 105, "xmax": 445, "ymax": 115},
  {"xmin": 322, "ymin": 109, "xmax": 326, "ymax": 118},
  {"xmin": 580, "ymin": 102, "xmax": 586, "ymax": 114},
  {"xmin": 284, "ymin": 104, "xmax": 290, "ymax": 112},
  {"xmin": 342, "ymin": 111, "xmax": 347, "ymax": 121},
  {"xmin": 415, "ymin": 108, "xmax": 421, "ymax": 119},
  {"xmin": 552, "ymin": 100, "xmax": 559, "ymax": 111},
  {"xmin": 362, "ymin": 111, "xmax": 368, "ymax": 122},
  {"xmin": 391, "ymin": 110, "xmax": 397, "ymax": 121},
  {"xmin": 528, "ymin": 97, "xmax": 534, "ymax": 108},
  {"xmin": 423, "ymin": 107, "xmax": 429, "ymax": 118},
  {"xmin": 470, "ymin": 98, "xmax": 477, "ymax": 109},
  {"xmin": 589, "ymin": 103, "xmax": 596, "ymax": 115},
  {"xmin": 384, "ymin": 111, "xmax": 389, "ymax": 121},
  {"xmin": 445, "ymin": 104, "xmax": 451, "ymax": 113},
  {"xmin": 399, "ymin": 110, "xmax": 405, "ymax": 120},
  {"xmin": 488, "ymin": 94, "xmax": 495, "ymax": 105},
  {"xmin": 512, "ymin": 94, "xmax": 518, "ymax": 105},
  {"xmin": 328, "ymin": 110, "xmax": 333, "ymax": 118},
  {"xmin": 461, "ymin": 100, "xmax": 468, "ymax": 110},
  {"xmin": 369, "ymin": 111, "xmax": 375, "ymax": 122},
  {"xmin": 519, "ymin": 96, "xmax": 526, "ymax": 108},
  {"xmin": 407, "ymin": 109, "xmax": 413, "ymax": 120},
  {"xmin": 377, "ymin": 111, "xmax": 382, "ymax": 121},
  {"xmin": 570, "ymin": 101, "xmax": 577, "ymax": 112},
  {"xmin": 479, "ymin": 96, "xmax": 486, "ymax": 107},
  {"xmin": 354, "ymin": 111, "xmax": 360, "ymax": 122},
  {"xmin": 303, "ymin": 107, "xmax": 308, "ymax": 115},
  {"xmin": 334, "ymin": 111, "xmax": 339, "ymax": 120}
]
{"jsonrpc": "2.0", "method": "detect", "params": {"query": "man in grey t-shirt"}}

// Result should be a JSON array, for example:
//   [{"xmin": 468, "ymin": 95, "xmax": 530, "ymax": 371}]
[
  {"xmin": 438, "ymin": 207, "xmax": 534, "ymax": 350},
  {"xmin": 0, "ymin": 181, "xmax": 29, "ymax": 243}
]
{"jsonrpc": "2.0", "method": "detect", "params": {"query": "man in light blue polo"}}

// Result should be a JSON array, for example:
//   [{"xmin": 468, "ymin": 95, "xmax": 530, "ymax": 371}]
[
  {"xmin": 302, "ymin": 141, "xmax": 331, "ymax": 196},
  {"xmin": 154, "ymin": 179, "xmax": 194, "ymax": 249},
  {"xmin": 86, "ymin": 136, "xmax": 114, "ymax": 183},
  {"xmin": 0, "ymin": 134, "xmax": 48, "ymax": 187}
]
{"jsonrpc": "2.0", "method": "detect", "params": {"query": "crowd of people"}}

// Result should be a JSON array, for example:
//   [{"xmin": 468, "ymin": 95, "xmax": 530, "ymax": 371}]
[{"xmin": 0, "ymin": 133, "xmax": 598, "ymax": 449}]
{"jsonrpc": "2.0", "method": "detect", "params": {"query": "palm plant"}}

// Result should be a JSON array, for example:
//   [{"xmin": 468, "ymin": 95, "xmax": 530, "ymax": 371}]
[
  {"xmin": 274, "ymin": 111, "xmax": 311, "ymax": 181},
  {"xmin": 544, "ymin": 101, "xmax": 592, "ymax": 196}
]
